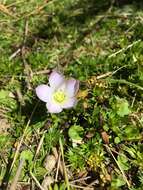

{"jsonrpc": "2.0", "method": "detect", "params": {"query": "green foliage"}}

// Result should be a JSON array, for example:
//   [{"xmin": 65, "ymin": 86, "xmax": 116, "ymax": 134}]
[
  {"xmin": 68, "ymin": 125, "xmax": 84, "ymax": 143},
  {"xmin": 34, "ymin": 166, "xmax": 47, "ymax": 180},
  {"xmin": 66, "ymin": 147, "xmax": 85, "ymax": 170},
  {"xmin": 49, "ymin": 182, "xmax": 74, "ymax": 190},
  {"xmin": 0, "ymin": 0, "xmax": 143, "ymax": 189},
  {"xmin": 110, "ymin": 96, "xmax": 131, "ymax": 117},
  {"xmin": 0, "ymin": 134, "xmax": 11, "ymax": 150},
  {"xmin": 20, "ymin": 150, "xmax": 33, "ymax": 164},
  {"xmin": 67, "ymin": 138, "xmax": 105, "ymax": 171},
  {"xmin": 117, "ymin": 154, "xmax": 130, "ymax": 171},
  {"xmin": 44, "ymin": 127, "xmax": 62, "ymax": 153},
  {"xmin": 111, "ymin": 174, "xmax": 126, "ymax": 189},
  {"xmin": 0, "ymin": 90, "xmax": 17, "ymax": 110}
]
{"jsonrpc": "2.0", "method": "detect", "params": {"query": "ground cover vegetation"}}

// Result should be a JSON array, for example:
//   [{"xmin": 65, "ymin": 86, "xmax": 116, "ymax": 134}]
[{"xmin": 0, "ymin": 0, "xmax": 143, "ymax": 189}]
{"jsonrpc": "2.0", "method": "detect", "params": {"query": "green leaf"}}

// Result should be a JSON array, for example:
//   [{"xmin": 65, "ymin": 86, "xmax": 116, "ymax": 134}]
[
  {"xmin": 114, "ymin": 137, "xmax": 121, "ymax": 144},
  {"xmin": 122, "ymin": 145, "xmax": 137, "ymax": 159},
  {"xmin": 123, "ymin": 125, "xmax": 141, "ymax": 140},
  {"xmin": 117, "ymin": 154, "xmax": 130, "ymax": 171},
  {"xmin": 115, "ymin": 97, "xmax": 131, "ymax": 117},
  {"xmin": 20, "ymin": 150, "xmax": 33, "ymax": 163},
  {"xmin": 59, "ymin": 183, "xmax": 66, "ymax": 190},
  {"xmin": 53, "ymin": 184, "xmax": 59, "ymax": 190},
  {"xmin": 0, "ymin": 134, "xmax": 11, "ymax": 149},
  {"xmin": 111, "ymin": 174, "xmax": 126, "ymax": 187},
  {"xmin": 34, "ymin": 166, "xmax": 47, "ymax": 180},
  {"xmin": 68, "ymin": 125, "xmax": 84, "ymax": 142},
  {"xmin": 0, "ymin": 90, "xmax": 9, "ymax": 100},
  {"xmin": 0, "ymin": 90, "xmax": 17, "ymax": 109}
]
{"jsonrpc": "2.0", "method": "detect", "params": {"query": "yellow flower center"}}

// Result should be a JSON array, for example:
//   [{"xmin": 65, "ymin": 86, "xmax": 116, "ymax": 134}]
[{"xmin": 53, "ymin": 90, "xmax": 66, "ymax": 103}]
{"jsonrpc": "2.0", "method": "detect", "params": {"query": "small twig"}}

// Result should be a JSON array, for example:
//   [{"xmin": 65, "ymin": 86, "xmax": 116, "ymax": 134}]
[
  {"xmin": 59, "ymin": 138, "xmax": 70, "ymax": 190},
  {"xmin": 105, "ymin": 145, "xmax": 131, "ymax": 188},
  {"xmin": 111, "ymin": 65, "xmax": 127, "ymax": 75},
  {"xmin": 55, "ymin": 152, "xmax": 61, "ymax": 182},
  {"xmin": 21, "ymin": 19, "xmax": 33, "ymax": 90},
  {"xmin": 131, "ymin": 93, "xmax": 136, "ymax": 108},
  {"xmin": 30, "ymin": 171, "xmax": 45, "ymax": 190},
  {"xmin": 87, "ymin": 65, "xmax": 127, "ymax": 82},
  {"xmin": 9, "ymin": 48, "xmax": 21, "ymax": 60},
  {"xmin": 138, "ymin": 16, "xmax": 143, "ymax": 23},
  {"xmin": 34, "ymin": 131, "xmax": 46, "ymax": 158},
  {"xmin": 108, "ymin": 40, "xmax": 141, "ymax": 58},
  {"xmin": 0, "ymin": 3, "xmax": 15, "ymax": 17},
  {"xmin": 9, "ymin": 159, "xmax": 24, "ymax": 190},
  {"xmin": 52, "ymin": 147, "xmax": 59, "ymax": 160},
  {"xmin": 9, "ymin": 101, "xmax": 39, "ymax": 174},
  {"xmin": 69, "ymin": 183, "xmax": 94, "ymax": 189},
  {"xmin": 33, "ymin": 69, "xmax": 50, "ymax": 75},
  {"xmin": 125, "ymin": 22, "xmax": 137, "ymax": 33},
  {"xmin": 87, "ymin": 179, "xmax": 99, "ymax": 187},
  {"xmin": 103, "ymin": 145, "xmax": 131, "ymax": 161},
  {"xmin": 96, "ymin": 72, "xmax": 112, "ymax": 80},
  {"xmin": 106, "ymin": 78, "xmax": 143, "ymax": 91},
  {"xmin": 70, "ymin": 176, "xmax": 91, "ymax": 183}
]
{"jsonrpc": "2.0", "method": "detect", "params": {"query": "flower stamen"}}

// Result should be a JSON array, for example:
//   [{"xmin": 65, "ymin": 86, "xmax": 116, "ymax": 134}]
[{"xmin": 53, "ymin": 90, "xmax": 66, "ymax": 103}]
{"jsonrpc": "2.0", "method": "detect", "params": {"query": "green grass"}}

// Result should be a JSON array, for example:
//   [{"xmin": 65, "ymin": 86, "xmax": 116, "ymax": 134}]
[{"xmin": 0, "ymin": 0, "xmax": 143, "ymax": 189}]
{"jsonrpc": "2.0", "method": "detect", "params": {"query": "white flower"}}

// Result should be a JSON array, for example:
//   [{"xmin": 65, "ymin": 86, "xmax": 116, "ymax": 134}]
[{"xmin": 36, "ymin": 71, "xmax": 79, "ymax": 113}]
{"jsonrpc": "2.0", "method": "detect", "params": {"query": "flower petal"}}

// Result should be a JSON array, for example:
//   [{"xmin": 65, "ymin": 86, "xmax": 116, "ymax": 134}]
[
  {"xmin": 36, "ymin": 85, "xmax": 52, "ymax": 102},
  {"xmin": 62, "ymin": 97, "xmax": 77, "ymax": 108},
  {"xmin": 46, "ymin": 102, "xmax": 62, "ymax": 113},
  {"xmin": 49, "ymin": 71, "xmax": 64, "ymax": 89},
  {"xmin": 66, "ymin": 79, "xmax": 79, "ymax": 97}
]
